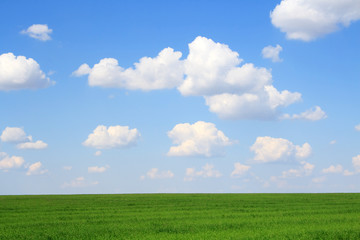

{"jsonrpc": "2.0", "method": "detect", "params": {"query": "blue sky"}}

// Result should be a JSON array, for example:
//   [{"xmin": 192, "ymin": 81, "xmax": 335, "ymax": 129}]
[{"xmin": 0, "ymin": 0, "xmax": 360, "ymax": 194}]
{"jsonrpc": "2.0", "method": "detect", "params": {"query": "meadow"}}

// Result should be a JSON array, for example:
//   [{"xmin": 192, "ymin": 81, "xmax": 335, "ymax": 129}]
[{"xmin": 0, "ymin": 193, "xmax": 359, "ymax": 239}]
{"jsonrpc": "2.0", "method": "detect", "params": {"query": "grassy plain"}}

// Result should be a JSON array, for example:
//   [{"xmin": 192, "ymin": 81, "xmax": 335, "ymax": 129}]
[{"xmin": 0, "ymin": 193, "xmax": 359, "ymax": 239}]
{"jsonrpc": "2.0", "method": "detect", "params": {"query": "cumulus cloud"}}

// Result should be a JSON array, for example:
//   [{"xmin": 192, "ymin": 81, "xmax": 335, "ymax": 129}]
[
  {"xmin": 355, "ymin": 124, "xmax": 360, "ymax": 131},
  {"xmin": 88, "ymin": 166, "xmax": 108, "ymax": 173},
  {"xmin": 322, "ymin": 164, "xmax": 343, "ymax": 174},
  {"xmin": 231, "ymin": 163, "xmax": 251, "ymax": 178},
  {"xmin": 282, "ymin": 106, "xmax": 327, "ymax": 121},
  {"xmin": 271, "ymin": 0, "xmax": 360, "ymax": 41},
  {"xmin": 343, "ymin": 170, "xmax": 355, "ymax": 176},
  {"xmin": 21, "ymin": 24, "xmax": 53, "ymax": 41},
  {"xmin": 140, "ymin": 168, "xmax": 174, "ymax": 180},
  {"xmin": 26, "ymin": 162, "xmax": 47, "ymax": 176},
  {"xmin": 353, "ymin": 155, "xmax": 360, "ymax": 172},
  {"xmin": 167, "ymin": 121, "xmax": 233, "ymax": 157},
  {"xmin": 0, "ymin": 152, "xmax": 24, "ymax": 171},
  {"xmin": 62, "ymin": 177, "xmax": 98, "ymax": 188},
  {"xmin": 184, "ymin": 163, "xmax": 222, "ymax": 181},
  {"xmin": 74, "ymin": 48, "xmax": 184, "ymax": 91},
  {"xmin": 0, "ymin": 53, "xmax": 53, "ymax": 91},
  {"xmin": 281, "ymin": 161, "xmax": 315, "ymax": 178},
  {"xmin": 0, "ymin": 127, "xmax": 48, "ymax": 149},
  {"xmin": 250, "ymin": 136, "xmax": 311, "ymax": 163},
  {"xmin": 262, "ymin": 44, "xmax": 283, "ymax": 62},
  {"xmin": 17, "ymin": 140, "xmax": 48, "ymax": 149},
  {"xmin": 83, "ymin": 125, "xmax": 140, "ymax": 149}
]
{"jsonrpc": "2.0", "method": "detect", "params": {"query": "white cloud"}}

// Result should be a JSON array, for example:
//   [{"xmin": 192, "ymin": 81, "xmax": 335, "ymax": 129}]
[
  {"xmin": 21, "ymin": 24, "xmax": 53, "ymax": 41},
  {"xmin": 88, "ymin": 166, "xmax": 108, "ymax": 173},
  {"xmin": 355, "ymin": 124, "xmax": 360, "ymax": 131},
  {"xmin": 250, "ymin": 136, "xmax": 311, "ymax": 163},
  {"xmin": 63, "ymin": 166, "xmax": 72, "ymax": 171},
  {"xmin": 0, "ymin": 152, "xmax": 25, "ymax": 170},
  {"xmin": 282, "ymin": 106, "xmax": 327, "ymax": 121},
  {"xmin": 262, "ymin": 44, "xmax": 283, "ymax": 62},
  {"xmin": 353, "ymin": 155, "xmax": 360, "ymax": 172},
  {"xmin": 26, "ymin": 162, "xmax": 47, "ymax": 176},
  {"xmin": 312, "ymin": 176, "xmax": 326, "ymax": 183},
  {"xmin": 1, "ymin": 127, "xmax": 48, "ymax": 149},
  {"xmin": 167, "ymin": 121, "xmax": 233, "ymax": 157},
  {"xmin": 141, "ymin": 168, "xmax": 174, "ymax": 180},
  {"xmin": 231, "ymin": 163, "xmax": 251, "ymax": 178},
  {"xmin": 74, "ymin": 47, "xmax": 184, "ymax": 91},
  {"xmin": 72, "ymin": 63, "xmax": 91, "ymax": 76},
  {"xmin": 271, "ymin": 0, "xmax": 360, "ymax": 41},
  {"xmin": 62, "ymin": 177, "xmax": 98, "ymax": 188},
  {"xmin": 343, "ymin": 170, "xmax": 354, "ymax": 176},
  {"xmin": 1, "ymin": 127, "xmax": 30, "ymax": 142},
  {"xmin": 83, "ymin": 125, "xmax": 140, "ymax": 149},
  {"xmin": 330, "ymin": 140, "xmax": 336, "ymax": 145},
  {"xmin": 184, "ymin": 163, "xmax": 222, "ymax": 181},
  {"xmin": 94, "ymin": 151, "xmax": 102, "ymax": 156},
  {"xmin": 0, "ymin": 53, "xmax": 52, "ymax": 91},
  {"xmin": 322, "ymin": 164, "xmax": 343, "ymax": 174},
  {"xmin": 281, "ymin": 161, "xmax": 315, "ymax": 178},
  {"xmin": 17, "ymin": 140, "xmax": 48, "ymax": 149}
]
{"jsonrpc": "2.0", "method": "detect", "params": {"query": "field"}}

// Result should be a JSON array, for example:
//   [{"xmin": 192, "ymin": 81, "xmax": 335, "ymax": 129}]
[{"xmin": 0, "ymin": 193, "xmax": 359, "ymax": 239}]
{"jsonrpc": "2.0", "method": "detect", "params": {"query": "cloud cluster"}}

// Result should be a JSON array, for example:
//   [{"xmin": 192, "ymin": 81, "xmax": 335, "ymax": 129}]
[
  {"xmin": 184, "ymin": 163, "xmax": 222, "ymax": 181},
  {"xmin": 0, "ymin": 53, "xmax": 52, "ymax": 91},
  {"xmin": 250, "ymin": 136, "xmax": 311, "ymax": 163},
  {"xmin": 262, "ymin": 44, "xmax": 283, "ymax": 62},
  {"xmin": 322, "ymin": 164, "xmax": 343, "ymax": 174},
  {"xmin": 88, "ymin": 166, "xmax": 108, "ymax": 173},
  {"xmin": 83, "ymin": 125, "xmax": 140, "ymax": 149},
  {"xmin": 281, "ymin": 161, "xmax": 315, "ymax": 178},
  {"xmin": 167, "ymin": 121, "xmax": 233, "ymax": 157},
  {"xmin": 353, "ymin": 155, "xmax": 360, "ymax": 172},
  {"xmin": 0, "ymin": 152, "xmax": 24, "ymax": 171},
  {"xmin": 231, "ymin": 163, "xmax": 251, "ymax": 178},
  {"xmin": 282, "ymin": 106, "xmax": 327, "ymax": 121},
  {"xmin": 271, "ymin": 0, "xmax": 360, "ymax": 41},
  {"xmin": 140, "ymin": 168, "xmax": 174, "ymax": 180},
  {"xmin": 0, "ymin": 127, "xmax": 48, "ymax": 149},
  {"xmin": 75, "ymin": 36, "xmax": 322, "ymax": 121},
  {"xmin": 21, "ymin": 24, "xmax": 53, "ymax": 41}
]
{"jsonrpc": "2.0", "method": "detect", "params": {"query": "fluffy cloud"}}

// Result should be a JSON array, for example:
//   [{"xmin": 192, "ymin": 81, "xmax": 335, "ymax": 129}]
[
  {"xmin": 140, "ymin": 168, "xmax": 174, "ymax": 180},
  {"xmin": 74, "ymin": 48, "xmax": 184, "ymax": 91},
  {"xmin": 0, "ymin": 53, "xmax": 52, "ymax": 91},
  {"xmin": 167, "ymin": 121, "xmax": 233, "ymax": 157},
  {"xmin": 62, "ymin": 177, "xmax": 99, "ymax": 188},
  {"xmin": 262, "ymin": 44, "xmax": 283, "ymax": 62},
  {"xmin": 250, "ymin": 136, "xmax": 311, "ymax": 163},
  {"xmin": 231, "ymin": 163, "xmax": 251, "ymax": 178},
  {"xmin": 21, "ymin": 24, "xmax": 53, "ymax": 41},
  {"xmin": 322, "ymin": 164, "xmax": 343, "ymax": 174},
  {"xmin": 281, "ymin": 161, "xmax": 315, "ymax": 178},
  {"xmin": 83, "ymin": 125, "xmax": 140, "ymax": 149},
  {"xmin": 0, "ymin": 152, "xmax": 24, "ymax": 170},
  {"xmin": 26, "ymin": 162, "xmax": 47, "ymax": 176},
  {"xmin": 0, "ymin": 127, "xmax": 48, "ymax": 149},
  {"xmin": 355, "ymin": 124, "xmax": 360, "ymax": 131},
  {"xmin": 74, "ymin": 36, "xmax": 320, "ymax": 121},
  {"xmin": 184, "ymin": 163, "xmax": 222, "ymax": 181},
  {"xmin": 353, "ymin": 155, "xmax": 360, "ymax": 172},
  {"xmin": 88, "ymin": 166, "xmax": 108, "ymax": 173},
  {"xmin": 17, "ymin": 140, "xmax": 48, "ymax": 149},
  {"xmin": 282, "ymin": 106, "xmax": 327, "ymax": 121},
  {"xmin": 271, "ymin": 0, "xmax": 360, "ymax": 41}
]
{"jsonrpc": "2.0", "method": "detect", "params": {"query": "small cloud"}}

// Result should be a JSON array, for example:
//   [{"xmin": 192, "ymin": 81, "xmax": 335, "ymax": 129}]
[
  {"xmin": 343, "ymin": 170, "xmax": 354, "ymax": 176},
  {"xmin": 17, "ymin": 140, "xmax": 48, "ymax": 150},
  {"xmin": 63, "ymin": 166, "xmax": 72, "ymax": 171},
  {"xmin": 1, "ymin": 127, "xmax": 48, "ymax": 149},
  {"xmin": 94, "ymin": 151, "xmax": 102, "ymax": 156},
  {"xmin": 141, "ymin": 168, "xmax": 174, "ymax": 180},
  {"xmin": 0, "ymin": 152, "xmax": 25, "ymax": 171},
  {"xmin": 26, "ymin": 162, "xmax": 48, "ymax": 176},
  {"xmin": 322, "ymin": 165, "xmax": 343, "ymax": 174},
  {"xmin": 262, "ymin": 44, "xmax": 283, "ymax": 62},
  {"xmin": 62, "ymin": 177, "xmax": 98, "ymax": 188},
  {"xmin": 355, "ymin": 124, "xmax": 360, "ymax": 131},
  {"xmin": 312, "ymin": 176, "xmax": 326, "ymax": 184},
  {"xmin": 184, "ymin": 163, "xmax": 222, "ymax": 181},
  {"xmin": 72, "ymin": 63, "xmax": 91, "ymax": 77},
  {"xmin": 231, "ymin": 163, "xmax": 251, "ymax": 178},
  {"xmin": 352, "ymin": 155, "xmax": 360, "ymax": 172},
  {"xmin": 281, "ymin": 161, "xmax": 315, "ymax": 178},
  {"xmin": 88, "ymin": 165, "xmax": 108, "ymax": 173},
  {"xmin": 330, "ymin": 140, "xmax": 336, "ymax": 145},
  {"xmin": 282, "ymin": 106, "xmax": 327, "ymax": 121},
  {"xmin": 21, "ymin": 24, "xmax": 52, "ymax": 41}
]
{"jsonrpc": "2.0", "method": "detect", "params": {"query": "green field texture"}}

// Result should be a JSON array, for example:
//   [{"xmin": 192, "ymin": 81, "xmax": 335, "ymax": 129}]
[{"xmin": 0, "ymin": 193, "xmax": 359, "ymax": 239}]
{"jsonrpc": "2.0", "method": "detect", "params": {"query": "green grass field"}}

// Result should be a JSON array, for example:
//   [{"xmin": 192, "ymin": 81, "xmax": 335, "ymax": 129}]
[{"xmin": 0, "ymin": 193, "xmax": 359, "ymax": 239}]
